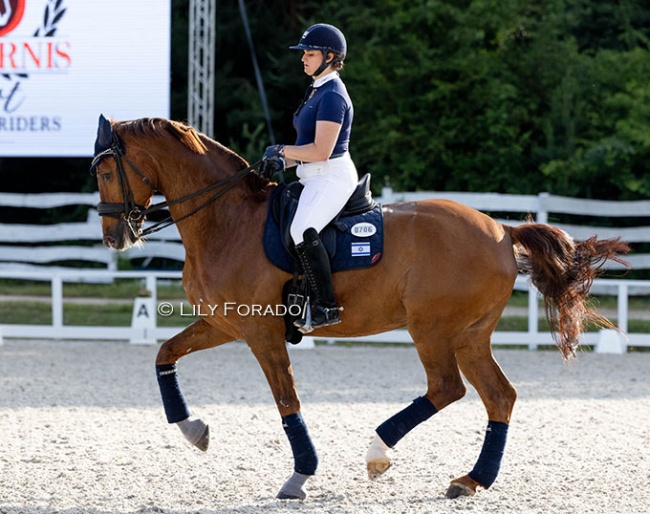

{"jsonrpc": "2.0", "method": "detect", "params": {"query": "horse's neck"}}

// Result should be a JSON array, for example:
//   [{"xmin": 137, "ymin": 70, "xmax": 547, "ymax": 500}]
[{"xmin": 154, "ymin": 149, "xmax": 258, "ymax": 252}]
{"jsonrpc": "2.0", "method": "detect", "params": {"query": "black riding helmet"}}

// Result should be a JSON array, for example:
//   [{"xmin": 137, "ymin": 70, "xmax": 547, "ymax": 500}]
[{"xmin": 290, "ymin": 23, "xmax": 347, "ymax": 76}]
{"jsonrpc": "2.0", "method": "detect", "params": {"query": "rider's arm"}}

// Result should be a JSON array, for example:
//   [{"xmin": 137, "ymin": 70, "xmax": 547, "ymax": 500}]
[{"xmin": 283, "ymin": 120, "xmax": 342, "ymax": 165}]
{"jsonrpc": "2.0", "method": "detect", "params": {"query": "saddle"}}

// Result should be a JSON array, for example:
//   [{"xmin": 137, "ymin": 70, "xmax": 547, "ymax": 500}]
[
  {"xmin": 263, "ymin": 173, "xmax": 384, "ymax": 273},
  {"xmin": 262, "ymin": 173, "xmax": 384, "ymax": 344}
]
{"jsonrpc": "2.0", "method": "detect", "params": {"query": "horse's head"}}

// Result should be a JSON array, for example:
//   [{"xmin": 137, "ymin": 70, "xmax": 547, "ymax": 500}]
[
  {"xmin": 90, "ymin": 115, "xmax": 156, "ymax": 250},
  {"xmin": 90, "ymin": 114, "xmax": 269, "ymax": 250}
]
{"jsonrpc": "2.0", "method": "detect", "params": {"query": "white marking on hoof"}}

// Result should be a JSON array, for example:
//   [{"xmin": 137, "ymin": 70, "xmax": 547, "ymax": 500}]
[
  {"xmin": 176, "ymin": 417, "xmax": 209, "ymax": 452},
  {"xmin": 365, "ymin": 434, "xmax": 392, "ymax": 480},
  {"xmin": 277, "ymin": 472, "xmax": 310, "ymax": 500}
]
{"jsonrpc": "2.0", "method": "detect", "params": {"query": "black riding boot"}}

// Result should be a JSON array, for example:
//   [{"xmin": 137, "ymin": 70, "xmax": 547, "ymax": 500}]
[{"xmin": 294, "ymin": 228, "xmax": 341, "ymax": 333}]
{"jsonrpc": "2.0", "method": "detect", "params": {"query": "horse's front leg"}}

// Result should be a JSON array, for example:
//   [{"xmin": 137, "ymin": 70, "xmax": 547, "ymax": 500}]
[
  {"xmin": 155, "ymin": 318, "xmax": 233, "ymax": 451},
  {"xmin": 248, "ymin": 336, "xmax": 317, "ymax": 500}
]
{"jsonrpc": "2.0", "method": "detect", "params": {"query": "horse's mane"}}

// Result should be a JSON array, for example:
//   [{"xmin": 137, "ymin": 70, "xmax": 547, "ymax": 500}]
[{"xmin": 115, "ymin": 117, "xmax": 269, "ymax": 196}]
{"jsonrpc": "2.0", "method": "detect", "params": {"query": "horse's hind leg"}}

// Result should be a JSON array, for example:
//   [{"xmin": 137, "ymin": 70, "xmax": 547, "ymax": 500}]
[
  {"xmin": 446, "ymin": 341, "xmax": 518, "ymax": 498},
  {"xmin": 366, "ymin": 324, "xmax": 467, "ymax": 479},
  {"xmin": 155, "ymin": 319, "xmax": 233, "ymax": 451}
]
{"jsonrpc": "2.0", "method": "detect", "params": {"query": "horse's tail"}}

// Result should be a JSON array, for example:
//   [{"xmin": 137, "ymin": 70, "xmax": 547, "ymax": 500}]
[{"xmin": 505, "ymin": 223, "xmax": 630, "ymax": 360}]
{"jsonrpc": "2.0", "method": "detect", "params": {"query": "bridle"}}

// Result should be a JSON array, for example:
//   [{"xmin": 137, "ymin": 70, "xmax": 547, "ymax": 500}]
[{"xmin": 90, "ymin": 133, "xmax": 262, "ymax": 238}]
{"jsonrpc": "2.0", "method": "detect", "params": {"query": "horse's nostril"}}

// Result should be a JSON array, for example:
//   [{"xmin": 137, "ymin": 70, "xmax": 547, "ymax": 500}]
[{"xmin": 103, "ymin": 235, "xmax": 116, "ymax": 248}]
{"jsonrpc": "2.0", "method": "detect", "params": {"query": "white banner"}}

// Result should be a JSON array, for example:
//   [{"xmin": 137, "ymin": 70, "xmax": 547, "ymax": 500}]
[{"xmin": 0, "ymin": 0, "xmax": 171, "ymax": 157}]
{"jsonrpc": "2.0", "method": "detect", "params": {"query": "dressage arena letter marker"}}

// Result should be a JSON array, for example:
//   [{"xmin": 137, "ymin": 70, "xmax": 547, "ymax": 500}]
[{"xmin": 131, "ymin": 297, "xmax": 156, "ymax": 345}]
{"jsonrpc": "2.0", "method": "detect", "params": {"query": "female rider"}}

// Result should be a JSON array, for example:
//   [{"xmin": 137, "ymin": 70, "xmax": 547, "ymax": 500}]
[{"xmin": 262, "ymin": 23, "xmax": 358, "ymax": 333}]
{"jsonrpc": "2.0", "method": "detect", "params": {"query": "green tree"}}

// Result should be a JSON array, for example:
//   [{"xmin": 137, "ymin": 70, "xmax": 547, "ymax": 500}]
[{"xmin": 4, "ymin": 0, "xmax": 650, "ymax": 203}]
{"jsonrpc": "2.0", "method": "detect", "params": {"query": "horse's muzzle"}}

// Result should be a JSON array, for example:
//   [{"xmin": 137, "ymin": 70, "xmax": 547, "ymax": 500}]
[
  {"xmin": 103, "ymin": 235, "xmax": 118, "ymax": 249},
  {"xmin": 102, "ymin": 219, "xmax": 141, "ymax": 250}
]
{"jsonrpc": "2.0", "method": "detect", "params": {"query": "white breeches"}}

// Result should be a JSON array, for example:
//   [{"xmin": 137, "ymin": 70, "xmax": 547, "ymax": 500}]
[{"xmin": 290, "ymin": 153, "xmax": 359, "ymax": 245}]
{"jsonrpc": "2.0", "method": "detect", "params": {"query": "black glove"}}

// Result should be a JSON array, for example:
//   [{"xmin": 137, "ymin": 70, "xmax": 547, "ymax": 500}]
[{"xmin": 260, "ymin": 144, "xmax": 286, "ymax": 178}]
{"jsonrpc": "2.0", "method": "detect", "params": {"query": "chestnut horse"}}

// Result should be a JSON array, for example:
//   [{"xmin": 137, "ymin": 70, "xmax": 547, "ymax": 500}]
[{"xmin": 91, "ymin": 116, "xmax": 628, "ymax": 500}]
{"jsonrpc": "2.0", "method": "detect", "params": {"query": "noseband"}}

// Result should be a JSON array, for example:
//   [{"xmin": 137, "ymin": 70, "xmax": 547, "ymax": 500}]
[{"xmin": 90, "ymin": 134, "xmax": 261, "ymax": 238}]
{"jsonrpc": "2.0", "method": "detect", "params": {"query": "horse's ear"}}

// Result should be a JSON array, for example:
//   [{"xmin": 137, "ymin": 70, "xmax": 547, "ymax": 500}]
[{"xmin": 94, "ymin": 114, "xmax": 113, "ymax": 156}]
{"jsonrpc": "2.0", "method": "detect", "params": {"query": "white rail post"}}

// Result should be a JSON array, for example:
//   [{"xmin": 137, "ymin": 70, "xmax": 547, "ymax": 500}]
[
  {"xmin": 528, "ymin": 285, "xmax": 539, "ymax": 350},
  {"xmin": 51, "ymin": 274, "xmax": 63, "ymax": 335},
  {"xmin": 617, "ymin": 281, "xmax": 629, "ymax": 334},
  {"xmin": 381, "ymin": 186, "xmax": 394, "ymax": 203},
  {"xmin": 536, "ymin": 192, "xmax": 549, "ymax": 224},
  {"xmin": 108, "ymin": 252, "xmax": 118, "ymax": 272},
  {"xmin": 146, "ymin": 274, "xmax": 158, "ymax": 316}
]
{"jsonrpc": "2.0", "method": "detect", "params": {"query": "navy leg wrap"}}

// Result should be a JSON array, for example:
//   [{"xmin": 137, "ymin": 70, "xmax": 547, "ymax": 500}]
[
  {"xmin": 468, "ymin": 420, "xmax": 509, "ymax": 488},
  {"xmin": 376, "ymin": 396, "xmax": 438, "ymax": 448},
  {"xmin": 282, "ymin": 412, "xmax": 318, "ymax": 476},
  {"xmin": 156, "ymin": 363, "xmax": 190, "ymax": 423}
]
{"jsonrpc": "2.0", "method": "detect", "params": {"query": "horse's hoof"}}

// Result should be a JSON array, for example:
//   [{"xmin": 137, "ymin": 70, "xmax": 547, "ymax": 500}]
[
  {"xmin": 276, "ymin": 490, "xmax": 306, "ymax": 500},
  {"xmin": 366, "ymin": 458, "xmax": 392, "ymax": 480},
  {"xmin": 177, "ymin": 417, "xmax": 210, "ymax": 452},
  {"xmin": 445, "ymin": 483, "xmax": 474, "ymax": 499},
  {"xmin": 194, "ymin": 424, "xmax": 209, "ymax": 452},
  {"xmin": 277, "ymin": 472, "xmax": 309, "ymax": 500},
  {"xmin": 365, "ymin": 435, "xmax": 392, "ymax": 480},
  {"xmin": 445, "ymin": 476, "xmax": 479, "ymax": 499}
]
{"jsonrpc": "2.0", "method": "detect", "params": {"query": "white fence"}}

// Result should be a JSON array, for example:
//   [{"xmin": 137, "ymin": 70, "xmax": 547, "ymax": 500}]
[
  {"xmin": 381, "ymin": 189, "xmax": 650, "ymax": 271},
  {"xmin": 0, "ymin": 192, "xmax": 184, "ymax": 273},
  {"xmin": 0, "ymin": 190, "xmax": 649, "ymax": 349},
  {"xmin": 1, "ymin": 189, "xmax": 650, "ymax": 272},
  {"xmin": 0, "ymin": 268, "xmax": 648, "ymax": 350}
]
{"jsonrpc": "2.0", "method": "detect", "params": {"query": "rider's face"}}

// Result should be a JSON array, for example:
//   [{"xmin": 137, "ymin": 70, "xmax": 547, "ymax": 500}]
[{"xmin": 301, "ymin": 50, "xmax": 328, "ymax": 77}]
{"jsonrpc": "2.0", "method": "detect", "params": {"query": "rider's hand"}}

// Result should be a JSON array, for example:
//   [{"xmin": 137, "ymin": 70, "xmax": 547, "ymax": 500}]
[{"xmin": 260, "ymin": 145, "xmax": 286, "ymax": 178}]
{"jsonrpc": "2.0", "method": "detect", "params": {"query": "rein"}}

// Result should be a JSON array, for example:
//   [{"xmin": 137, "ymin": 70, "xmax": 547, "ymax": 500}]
[{"xmin": 91, "ymin": 135, "xmax": 262, "ymax": 237}]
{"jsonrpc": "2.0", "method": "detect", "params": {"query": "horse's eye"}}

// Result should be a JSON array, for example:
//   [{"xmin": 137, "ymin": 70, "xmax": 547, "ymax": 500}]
[{"xmin": 99, "ymin": 172, "xmax": 113, "ymax": 182}]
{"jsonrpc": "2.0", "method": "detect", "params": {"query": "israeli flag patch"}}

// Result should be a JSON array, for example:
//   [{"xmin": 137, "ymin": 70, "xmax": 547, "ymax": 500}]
[{"xmin": 351, "ymin": 242, "xmax": 371, "ymax": 257}]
